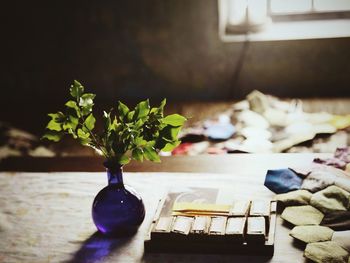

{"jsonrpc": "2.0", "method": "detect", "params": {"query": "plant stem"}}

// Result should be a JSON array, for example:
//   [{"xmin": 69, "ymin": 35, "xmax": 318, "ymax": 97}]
[
  {"xmin": 79, "ymin": 115, "xmax": 109, "ymax": 158},
  {"xmin": 74, "ymin": 95, "xmax": 110, "ymax": 159},
  {"xmin": 85, "ymin": 123, "xmax": 108, "ymax": 157}
]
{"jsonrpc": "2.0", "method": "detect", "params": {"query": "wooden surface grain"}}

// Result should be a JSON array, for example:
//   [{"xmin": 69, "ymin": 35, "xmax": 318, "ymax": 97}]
[{"xmin": 0, "ymin": 153, "xmax": 332, "ymax": 173}]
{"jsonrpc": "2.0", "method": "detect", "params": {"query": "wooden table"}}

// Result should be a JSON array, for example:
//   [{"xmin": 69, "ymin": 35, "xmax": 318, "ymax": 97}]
[
  {"xmin": 0, "ymin": 153, "xmax": 331, "ymax": 173},
  {"xmin": 0, "ymin": 153, "xmax": 331, "ymax": 263}
]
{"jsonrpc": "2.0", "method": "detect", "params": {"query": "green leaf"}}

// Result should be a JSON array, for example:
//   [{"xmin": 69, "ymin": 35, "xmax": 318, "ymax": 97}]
[
  {"xmin": 46, "ymin": 112, "xmax": 65, "ymax": 131},
  {"xmin": 132, "ymin": 148, "xmax": 144, "ymax": 161},
  {"xmin": 134, "ymin": 99, "xmax": 150, "ymax": 119},
  {"xmin": 163, "ymin": 114, "xmax": 187, "ymax": 126},
  {"xmin": 135, "ymin": 137, "xmax": 147, "ymax": 146},
  {"xmin": 79, "ymin": 93, "xmax": 95, "ymax": 116},
  {"xmin": 110, "ymin": 116, "xmax": 119, "ymax": 131},
  {"xmin": 151, "ymin": 99, "xmax": 166, "ymax": 115},
  {"xmin": 162, "ymin": 140, "xmax": 181, "ymax": 152},
  {"xmin": 159, "ymin": 125, "xmax": 182, "ymax": 141},
  {"xmin": 81, "ymin": 93, "xmax": 96, "ymax": 101},
  {"xmin": 126, "ymin": 111, "xmax": 134, "ymax": 122},
  {"xmin": 48, "ymin": 112, "xmax": 65, "ymax": 121},
  {"xmin": 159, "ymin": 99, "xmax": 166, "ymax": 112},
  {"xmin": 42, "ymin": 130, "xmax": 64, "ymax": 142},
  {"xmin": 116, "ymin": 155, "xmax": 130, "ymax": 165},
  {"xmin": 134, "ymin": 118, "xmax": 145, "ymax": 129},
  {"xmin": 77, "ymin": 129, "xmax": 91, "ymax": 145},
  {"xmin": 117, "ymin": 101, "xmax": 129, "ymax": 119},
  {"xmin": 77, "ymin": 128, "xmax": 90, "ymax": 139},
  {"xmin": 143, "ymin": 146, "xmax": 161, "ymax": 162},
  {"xmin": 62, "ymin": 123, "xmax": 70, "ymax": 131},
  {"xmin": 84, "ymin": 114, "xmax": 96, "ymax": 131},
  {"xmin": 47, "ymin": 119, "xmax": 62, "ymax": 131},
  {"xmin": 69, "ymin": 115, "xmax": 79, "ymax": 129},
  {"xmin": 65, "ymin": 100, "xmax": 78, "ymax": 109},
  {"xmin": 62, "ymin": 115, "xmax": 79, "ymax": 131},
  {"xmin": 70, "ymin": 80, "xmax": 84, "ymax": 99},
  {"xmin": 65, "ymin": 101, "xmax": 80, "ymax": 115}
]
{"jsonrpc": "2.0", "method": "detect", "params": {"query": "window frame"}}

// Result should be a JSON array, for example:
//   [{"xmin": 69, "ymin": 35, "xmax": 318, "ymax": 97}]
[{"xmin": 219, "ymin": 0, "xmax": 350, "ymax": 42}]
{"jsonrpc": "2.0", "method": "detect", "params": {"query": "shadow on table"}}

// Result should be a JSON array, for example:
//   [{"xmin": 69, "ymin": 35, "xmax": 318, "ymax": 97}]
[
  {"xmin": 66, "ymin": 231, "xmax": 132, "ymax": 263},
  {"xmin": 143, "ymin": 253, "xmax": 272, "ymax": 263}
]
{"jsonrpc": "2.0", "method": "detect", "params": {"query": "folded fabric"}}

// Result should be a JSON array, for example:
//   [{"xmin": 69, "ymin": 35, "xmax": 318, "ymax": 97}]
[
  {"xmin": 205, "ymin": 123, "xmax": 235, "ymax": 141},
  {"xmin": 240, "ymin": 126, "xmax": 272, "ymax": 140},
  {"xmin": 239, "ymin": 137, "xmax": 273, "ymax": 153},
  {"xmin": 335, "ymin": 147, "xmax": 350, "ymax": 163},
  {"xmin": 304, "ymin": 241, "xmax": 349, "ymax": 263},
  {"xmin": 316, "ymin": 164, "xmax": 350, "ymax": 179},
  {"xmin": 238, "ymin": 110, "xmax": 269, "ymax": 128},
  {"xmin": 246, "ymin": 89, "xmax": 269, "ymax": 114},
  {"xmin": 290, "ymin": 225, "xmax": 333, "ymax": 243},
  {"xmin": 314, "ymin": 147, "xmax": 350, "ymax": 170},
  {"xmin": 281, "ymin": 205, "xmax": 324, "ymax": 226},
  {"xmin": 306, "ymin": 112, "xmax": 333, "ymax": 124},
  {"xmin": 264, "ymin": 169, "xmax": 302, "ymax": 194},
  {"xmin": 275, "ymin": 189, "xmax": 312, "ymax": 206},
  {"xmin": 272, "ymin": 132, "xmax": 315, "ymax": 153},
  {"xmin": 335, "ymin": 177, "xmax": 350, "ymax": 193},
  {"xmin": 332, "ymin": 231, "xmax": 350, "ymax": 252},
  {"xmin": 301, "ymin": 170, "xmax": 336, "ymax": 193},
  {"xmin": 330, "ymin": 115, "xmax": 350, "ymax": 130},
  {"xmin": 290, "ymin": 162, "xmax": 350, "ymax": 179},
  {"xmin": 264, "ymin": 108, "xmax": 288, "ymax": 126},
  {"xmin": 321, "ymin": 211, "xmax": 350, "ymax": 231},
  {"xmin": 310, "ymin": 185, "xmax": 350, "ymax": 214},
  {"xmin": 314, "ymin": 157, "xmax": 347, "ymax": 170},
  {"xmin": 313, "ymin": 123, "xmax": 337, "ymax": 134},
  {"xmin": 296, "ymin": 163, "xmax": 350, "ymax": 193},
  {"xmin": 288, "ymin": 165, "xmax": 314, "ymax": 178}
]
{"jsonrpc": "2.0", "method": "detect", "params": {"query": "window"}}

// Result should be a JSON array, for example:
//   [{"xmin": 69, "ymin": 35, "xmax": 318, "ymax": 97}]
[{"xmin": 219, "ymin": 0, "xmax": 350, "ymax": 41}]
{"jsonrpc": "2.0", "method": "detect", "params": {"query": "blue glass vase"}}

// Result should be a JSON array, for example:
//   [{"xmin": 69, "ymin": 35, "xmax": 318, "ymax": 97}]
[{"xmin": 92, "ymin": 163, "xmax": 145, "ymax": 235}]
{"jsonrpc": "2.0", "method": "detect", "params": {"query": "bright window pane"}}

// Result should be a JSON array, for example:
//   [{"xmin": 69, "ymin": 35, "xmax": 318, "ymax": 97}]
[
  {"xmin": 271, "ymin": 0, "xmax": 312, "ymax": 14},
  {"xmin": 314, "ymin": 0, "xmax": 350, "ymax": 11},
  {"xmin": 248, "ymin": 0, "xmax": 267, "ymax": 25},
  {"xmin": 228, "ymin": 0, "xmax": 247, "ymax": 25}
]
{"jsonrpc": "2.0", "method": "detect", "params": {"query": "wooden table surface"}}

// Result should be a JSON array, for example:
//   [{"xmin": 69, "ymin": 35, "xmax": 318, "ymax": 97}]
[
  {"xmin": 0, "ymin": 153, "xmax": 332, "ymax": 263},
  {"xmin": 0, "ymin": 153, "xmax": 332, "ymax": 173}
]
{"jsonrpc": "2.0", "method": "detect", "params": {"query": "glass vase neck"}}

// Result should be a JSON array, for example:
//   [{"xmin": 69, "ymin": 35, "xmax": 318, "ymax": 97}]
[{"xmin": 104, "ymin": 163, "xmax": 124, "ymax": 186}]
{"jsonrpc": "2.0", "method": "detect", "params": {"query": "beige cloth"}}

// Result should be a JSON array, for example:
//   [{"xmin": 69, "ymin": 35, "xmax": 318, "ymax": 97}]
[
  {"xmin": 310, "ymin": 185, "xmax": 350, "ymax": 214},
  {"xmin": 301, "ymin": 170, "xmax": 336, "ymax": 192},
  {"xmin": 290, "ymin": 225, "xmax": 333, "ymax": 243},
  {"xmin": 281, "ymin": 205, "xmax": 324, "ymax": 226},
  {"xmin": 333, "ymin": 231, "xmax": 350, "ymax": 252},
  {"xmin": 275, "ymin": 190, "xmax": 312, "ymax": 206},
  {"xmin": 304, "ymin": 241, "xmax": 349, "ymax": 263}
]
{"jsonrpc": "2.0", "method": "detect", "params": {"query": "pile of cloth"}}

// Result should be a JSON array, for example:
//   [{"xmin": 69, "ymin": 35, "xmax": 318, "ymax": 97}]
[
  {"xmin": 174, "ymin": 90, "xmax": 350, "ymax": 155},
  {"xmin": 1, "ymin": 91, "xmax": 349, "ymax": 159},
  {"xmin": 265, "ymin": 147, "xmax": 350, "ymax": 263},
  {"xmin": 0, "ymin": 122, "xmax": 55, "ymax": 160}
]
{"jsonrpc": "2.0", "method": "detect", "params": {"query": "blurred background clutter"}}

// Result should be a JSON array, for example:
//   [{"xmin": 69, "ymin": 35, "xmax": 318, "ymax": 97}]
[{"xmin": 1, "ymin": 0, "xmax": 350, "ymax": 160}]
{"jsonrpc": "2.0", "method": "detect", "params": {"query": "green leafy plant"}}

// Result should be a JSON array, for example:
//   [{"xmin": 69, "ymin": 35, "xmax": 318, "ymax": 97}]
[{"xmin": 42, "ymin": 80, "xmax": 187, "ymax": 165}]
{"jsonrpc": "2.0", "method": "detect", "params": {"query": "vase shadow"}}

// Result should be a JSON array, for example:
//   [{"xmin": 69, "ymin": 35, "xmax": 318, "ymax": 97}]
[{"xmin": 66, "ymin": 231, "xmax": 132, "ymax": 263}]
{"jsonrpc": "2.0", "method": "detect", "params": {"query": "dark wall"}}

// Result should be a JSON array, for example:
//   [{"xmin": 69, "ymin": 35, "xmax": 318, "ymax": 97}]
[{"xmin": 1, "ymin": 0, "xmax": 350, "ymax": 130}]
